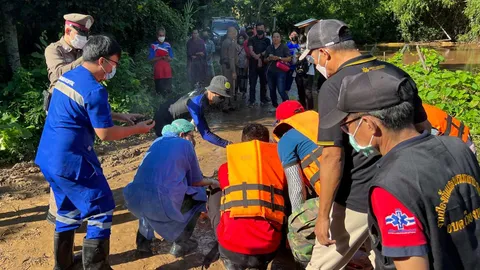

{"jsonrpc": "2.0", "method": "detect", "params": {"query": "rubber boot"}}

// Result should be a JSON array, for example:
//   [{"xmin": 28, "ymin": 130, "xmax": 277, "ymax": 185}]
[
  {"xmin": 53, "ymin": 231, "xmax": 76, "ymax": 270},
  {"xmin": 136, "ymin": 230, "xmax": 153, "ymax": 256},
  {"xmin": 169, "ymin": 239, "xmax": 198, "ymax": 258},
  {"xmin": 82, "ymin": 238, "xmax": 113, "ymax": 270}
]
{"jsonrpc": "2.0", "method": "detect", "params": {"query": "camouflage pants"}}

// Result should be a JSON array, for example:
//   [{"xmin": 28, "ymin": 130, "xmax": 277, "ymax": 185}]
[{"xmin": 287, "ymin": 198, "xmax": 319, "ymax": 267}]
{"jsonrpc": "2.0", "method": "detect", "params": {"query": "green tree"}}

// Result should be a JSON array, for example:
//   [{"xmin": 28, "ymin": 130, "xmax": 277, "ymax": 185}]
[{"xmin": 384, "ymin": 0, "xmax": 469, "ymax": 41}]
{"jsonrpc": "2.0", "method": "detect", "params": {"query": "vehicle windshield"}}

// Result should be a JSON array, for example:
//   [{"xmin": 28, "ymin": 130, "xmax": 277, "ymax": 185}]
[{"xmin": 212, "ymin": 21, "xmax": 238, "ymax": 31}]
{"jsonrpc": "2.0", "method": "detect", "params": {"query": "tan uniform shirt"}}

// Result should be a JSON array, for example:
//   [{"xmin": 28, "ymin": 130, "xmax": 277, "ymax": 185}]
[
  {"xmin": 44, "ymin": 37, "xmax": 83, "ymax": 92},
  {"xmin": 221, "ymin": 37, "xmax": 237, "ymax": 73}
]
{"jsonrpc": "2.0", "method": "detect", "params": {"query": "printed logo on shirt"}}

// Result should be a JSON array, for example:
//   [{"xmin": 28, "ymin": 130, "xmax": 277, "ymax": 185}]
[{"xmin": 385, "ymin": 209, "xmax": 416, "ymax": 234}]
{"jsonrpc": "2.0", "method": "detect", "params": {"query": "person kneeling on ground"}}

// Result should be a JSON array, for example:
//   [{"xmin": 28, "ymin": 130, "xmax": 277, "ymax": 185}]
[
  {"xmin": 207, "ymin": 123, "xmax": 287, "ymax": 270},
  {"xmin": 123, "ymin": 119, "xmax": 220, "ymax": 258},
  {"xmin": 321, "ymin": 70, "xmax": 480, "ymax": 269},
  {"xmin": 153, "ymin": 75, "xmax": 233, "ymax": 148}
]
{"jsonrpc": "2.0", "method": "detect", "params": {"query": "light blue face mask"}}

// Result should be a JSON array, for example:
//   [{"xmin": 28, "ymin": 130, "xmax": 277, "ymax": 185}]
[{"xmin": 348, "ymin": 118, "xmax": 380, "ymax": 157}]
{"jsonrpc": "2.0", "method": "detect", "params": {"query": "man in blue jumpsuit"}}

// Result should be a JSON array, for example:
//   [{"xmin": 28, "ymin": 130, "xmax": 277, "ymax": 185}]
[
  {"xmin": 35, "ymin": 35, "xmax": 155, "ymax": 270},
  {"xmin": 153, "ymin": 75, "xmax": 233, "ymax": 148}
]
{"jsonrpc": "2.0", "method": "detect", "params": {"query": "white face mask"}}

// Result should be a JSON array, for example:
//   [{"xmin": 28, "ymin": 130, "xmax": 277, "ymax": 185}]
[
  {"xmin": 316, "ymin": 51, "xmax": 328, "ymax": 78},
  {"xmin": 71, "ymin": 34, "xmax": 88, "ymax": 49},
  {"xmin": 105, "ymin": 67, "xmax": 116, "ymax": 80},
  {"xmin": 158, "ymin": 36, "xmax": 165, "ymax": 43},
  {"xmin": 101, "ymin": 60, "xmax": 117, "ymax": 80}
]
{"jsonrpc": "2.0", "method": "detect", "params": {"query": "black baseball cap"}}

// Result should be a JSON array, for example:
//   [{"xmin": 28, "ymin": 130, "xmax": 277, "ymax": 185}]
[
  {"xmin": 300, "ymin": 19, "xmax": 353, "ymax": 60},
  {"xmin": 320, "ymin": 70, "xmax": 415, "ymax": 129}
]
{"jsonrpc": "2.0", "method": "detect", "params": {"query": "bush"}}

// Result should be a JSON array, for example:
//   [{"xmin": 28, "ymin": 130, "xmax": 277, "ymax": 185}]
[
  {"xmin": 0, "ymin": 43, "xmax": 194, "ymax": 163},
  {"xmin": 388, "ymin": 48, "xmax": 480, "ymax": 144}
]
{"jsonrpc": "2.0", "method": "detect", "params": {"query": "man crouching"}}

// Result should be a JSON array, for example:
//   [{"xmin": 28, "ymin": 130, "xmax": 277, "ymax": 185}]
[{"xmin": 123, "ymin": 119, "xmax": 219, "ymax": 257}]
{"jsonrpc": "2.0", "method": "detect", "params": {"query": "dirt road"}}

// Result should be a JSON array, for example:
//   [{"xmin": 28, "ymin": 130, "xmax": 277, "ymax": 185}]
[{"xmin": 0, "ymin": 106, "xmax": 278, "ymax": 270}]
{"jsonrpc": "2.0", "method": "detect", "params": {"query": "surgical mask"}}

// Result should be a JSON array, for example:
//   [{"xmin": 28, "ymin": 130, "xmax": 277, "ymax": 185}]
[
  {"xmin": 101, "ymin": 60, "xmax": 117, "ymax": 80},
  {"xmin": 71, "ymin": 34, "xmax": 88, "ymax": 49},
  {"xmin": 238, "ymin": 39, "xmax": 244, "ymax": 45},
  {"xmin": 291, "ymin": 37, "xmax": 298, "ymax": 42},
  {"xmin": 247, "ymin": 31, "xmax": 254, "ymax": 37},
  {"xmin": 316, "ymin": 52, "xmax": 328, "ymax": 78},
  {"xmin": 257, "ymin": 30, "xmax": 264, "ymax": 36},
  {"xmin": 158, "ymin": 36, "xmax": 165, "ymax": 43},
  {"xmin": 348, "ymin": 119, "xmax": 379, "ymax": 157},
  {"xmin": 105, "ymin": 67, "xmax": 116, "ymax": 80}
]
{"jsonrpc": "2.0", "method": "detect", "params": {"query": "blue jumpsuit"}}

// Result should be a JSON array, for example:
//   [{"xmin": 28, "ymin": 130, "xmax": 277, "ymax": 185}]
[{"xmin": 35, "ymin": 66, "xmax": 115, "ymax": 240}]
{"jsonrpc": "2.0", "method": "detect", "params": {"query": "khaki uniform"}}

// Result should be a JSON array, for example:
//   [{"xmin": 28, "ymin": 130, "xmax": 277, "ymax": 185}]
[
  {"xmin": 221, "ymin": 38, "xmax": 237, "ymax": 109},
  {"xmin": 221, "ymin": 37, "xmax": 237, "ymax": 100},
  {"xmin": 45, "ymin": 37, "xmax": 83, "ymax": 92},
  {"xmin": 44, "ymin": 13, "xmax": 93, "ymax": 224}
]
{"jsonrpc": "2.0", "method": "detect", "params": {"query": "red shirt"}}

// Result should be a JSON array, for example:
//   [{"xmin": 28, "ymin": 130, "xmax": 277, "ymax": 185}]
[
  {"xmin": 371, "ymin": 187, "xmax": 428, "ymax": 258},
  {"xmin": 216, "ymin": 163, "xmax": 282, "ymax": 255},
  {"xmin": 149, "ymin": 42, "xmax": 173, "ymax": 79}
]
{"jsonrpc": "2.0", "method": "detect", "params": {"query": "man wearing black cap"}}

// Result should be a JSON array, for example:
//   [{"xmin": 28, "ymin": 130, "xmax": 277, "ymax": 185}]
[
  {"xmin": 154, "ymin": 75, "xmax": 233, "ymax": 148},
  {"xmin": 299, "ymin": 19, "xmax": 431, "ymax": 269},
  {"xmin": 321, "ymin": 70, "xmax": 480, "ymax": 270}
]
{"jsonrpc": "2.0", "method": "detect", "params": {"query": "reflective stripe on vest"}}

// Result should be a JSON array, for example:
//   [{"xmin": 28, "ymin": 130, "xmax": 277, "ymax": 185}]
[
  {"xmin": 300, "ymin": 146, "xmax": 322, "ymax": 190},
  {"xmin": 299, "ymin": 147, "xmax": 322, "ymax": 196},
  {"xmin": 221, "ymin": 140, "xmax": 286, "ymax": 224},
  {"xmin": 423, "ymin": 103, "xmax": 470, "ymax": 143},
  {"xmin": 273, "ymin": 111, "xmax": 323, "ymax": 196}
]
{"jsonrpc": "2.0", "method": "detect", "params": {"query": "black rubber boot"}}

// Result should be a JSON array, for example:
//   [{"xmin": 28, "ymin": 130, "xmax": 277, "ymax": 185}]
[
  {"xmin": 136, "ymin": 230, "xmax": 153, "ymax": 256},
  {"xmin": 169, "ymin": 239, "xmax": 198, "ymax": 258},
  {"xmin": 82, "ymin": 238, "xmax": 113, "ymax": 270},
  {"xmin": 53, "ymin": 231, "xmax": 76, "ymax": 270}
]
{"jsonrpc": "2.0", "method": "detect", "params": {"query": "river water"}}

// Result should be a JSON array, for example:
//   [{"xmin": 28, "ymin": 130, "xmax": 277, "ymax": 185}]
[{"xmin": 360, "ymin": 44, "xmax": 480, "ymax": 72}]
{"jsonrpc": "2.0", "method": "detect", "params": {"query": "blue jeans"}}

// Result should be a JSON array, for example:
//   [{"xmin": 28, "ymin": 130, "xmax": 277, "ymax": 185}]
[{"xmin": 267, "ymin": 71, "xmax": 289, "ymax": 107}]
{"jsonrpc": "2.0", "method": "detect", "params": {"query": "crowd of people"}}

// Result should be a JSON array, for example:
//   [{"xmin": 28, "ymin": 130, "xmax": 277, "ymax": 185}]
[
  {"xmin": 38, "ymin": 12, "xmax": 480, "ymax": 270},
  {"xmin": 148, "ymin": 21, "xmax": 321, "ymax": 114}
]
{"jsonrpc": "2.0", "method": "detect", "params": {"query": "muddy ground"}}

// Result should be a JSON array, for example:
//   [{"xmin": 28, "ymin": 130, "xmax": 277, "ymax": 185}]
[{"xmin": 0, "ymin": 104, "xmax": 283, "ymax": 270}]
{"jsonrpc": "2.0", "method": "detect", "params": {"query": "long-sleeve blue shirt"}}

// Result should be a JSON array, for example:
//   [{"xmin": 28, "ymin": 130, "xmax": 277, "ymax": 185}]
[{"xmin": 186, "ymin": 94, "xmax": 230, "ymax": 148}]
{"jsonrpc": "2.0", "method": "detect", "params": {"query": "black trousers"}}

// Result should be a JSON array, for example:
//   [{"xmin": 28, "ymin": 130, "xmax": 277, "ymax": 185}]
[
  {"xmin": 296, "ymin": 74, "xmax": 315, "ymax": 110},
  {"xmin": 219, "ymin": 244, "xmax": 276, "ymax": 270},
  {"xmin": 153, "ymin": 103, "xmax": 174, "ymax": 137},
  {"xmin": 207, "ymin": 189, "xmax": 277, "ymax": 269},
  {"xmin": 248, "ymin": 60, "xmax": 268, "ymax": 103},
  {"xmin": 154, "ymin": 78, "xmax": 172, "ymax": 95}
]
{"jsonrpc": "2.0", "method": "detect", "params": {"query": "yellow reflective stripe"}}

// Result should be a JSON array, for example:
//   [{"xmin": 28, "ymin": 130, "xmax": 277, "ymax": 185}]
[
  {"xmin": 54, "ymin": 81, "xmax": 84, "ymax": 106},
  {"xmin": 317, "ymin": 141, "xmax": 335, "ymax": 146},
  {"xmin": 343, "ymin": 56, "xmax": 377, "ymax": 68}
]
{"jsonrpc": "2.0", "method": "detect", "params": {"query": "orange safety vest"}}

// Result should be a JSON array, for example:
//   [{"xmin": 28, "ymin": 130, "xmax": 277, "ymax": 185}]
[
  {"xmin": 423, "ymin": 104, "xmax": 470, "ymax": 143},
  {"xmin": 220, "ymin": 140, "xmax": 287, "ymax": 224},
  {"xmin": 272, "ymin": 111, "xmax": 322, "ymax": 196}
]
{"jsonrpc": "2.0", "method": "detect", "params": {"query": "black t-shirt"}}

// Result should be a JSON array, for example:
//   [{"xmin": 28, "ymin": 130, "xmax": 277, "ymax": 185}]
[
  {"xmin": 265, "ymin": 43, "xmax": 291, "ymax": 73},
  {"xmin": 317, "ymin": 54, "xmax": 428, "ymax": 213},
  {"xmin": 248, "ymin": 35, "xmax": 271, "ymax": 55}
]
